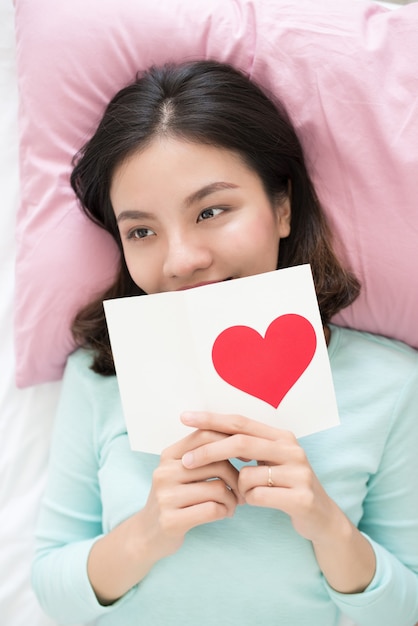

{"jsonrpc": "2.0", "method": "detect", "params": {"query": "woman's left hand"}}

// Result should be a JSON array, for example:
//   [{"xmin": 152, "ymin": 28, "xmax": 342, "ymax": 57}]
[
  {"xmin": 181, "ymin": 411, "xmax": 376, "ymax": 594},
  {"xmin": 180, "ymin": 411, "xmax": 339, "ymax": 545}
]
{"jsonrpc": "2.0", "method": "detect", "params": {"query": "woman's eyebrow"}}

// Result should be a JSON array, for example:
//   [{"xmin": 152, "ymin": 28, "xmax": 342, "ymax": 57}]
[
  {"xmin": 116, "ymin": 209, "xmax": 153, "ymax": 223},
  {"xmin": 116, "ymin": 182, "xmax": 239, "ymax": 223},
  {"xmin": 184, "ymin": 182, "xmax": 238, "ymax": 207}
]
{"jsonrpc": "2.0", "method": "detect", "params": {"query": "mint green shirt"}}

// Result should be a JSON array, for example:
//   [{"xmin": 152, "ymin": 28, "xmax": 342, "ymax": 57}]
[{"xmin": 32, "ymin": 326, "xmax": 418, "ymax": 625}]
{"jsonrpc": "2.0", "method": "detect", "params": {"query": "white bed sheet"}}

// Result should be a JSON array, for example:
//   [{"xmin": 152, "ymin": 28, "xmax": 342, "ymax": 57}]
[
  {"xmin": 0, "ymin": 0, "xmax": 400, "ymax": 624},
  {"xmin": 0, "ymin": 2, "xmax": 61, "ymax": 625}
]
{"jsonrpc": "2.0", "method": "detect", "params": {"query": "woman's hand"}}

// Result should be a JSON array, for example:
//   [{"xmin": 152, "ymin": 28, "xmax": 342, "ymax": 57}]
[
  {"xmin": 141, "ymin": 428, "xmax": 242, "ymax": 561},
  {"xmin": 180, "ymin": 411, "xmax": 335, "ymax": 543},
  {"xmin": 88, "ymin": 427, "xmax": 241, "ymax": 605},
  {"xmin": 180, "ymin": 411, "xmax": 376, "ymax": 593}
]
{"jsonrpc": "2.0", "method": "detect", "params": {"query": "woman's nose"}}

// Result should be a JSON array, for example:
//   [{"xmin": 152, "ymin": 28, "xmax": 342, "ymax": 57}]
[{"xmin": 163, "ymin": 233, "xmax": 212, "ymax": 278}]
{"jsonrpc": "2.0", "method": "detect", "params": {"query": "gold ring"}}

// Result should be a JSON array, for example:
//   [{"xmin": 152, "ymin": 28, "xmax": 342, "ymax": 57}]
[{"xmin": 267, "ymin": 466, "xmax": 274, "ymax": 487}]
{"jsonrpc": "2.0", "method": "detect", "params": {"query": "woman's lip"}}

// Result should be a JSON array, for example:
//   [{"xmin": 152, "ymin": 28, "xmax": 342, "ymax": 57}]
[{"xmin": 177, "ymin": 278, "xmax": 232, "ymax": 291}]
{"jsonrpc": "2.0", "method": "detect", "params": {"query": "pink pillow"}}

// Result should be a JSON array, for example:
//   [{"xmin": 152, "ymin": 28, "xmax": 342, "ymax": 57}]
[{"xmin": 14, "ymin": 0, "xmax": 418, "ymax": 387}]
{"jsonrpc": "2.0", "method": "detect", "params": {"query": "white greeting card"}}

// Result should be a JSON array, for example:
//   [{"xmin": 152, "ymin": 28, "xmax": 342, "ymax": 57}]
[{"xmin": 104, "ymin": 264, "xmax": 339, "ymax": 454}]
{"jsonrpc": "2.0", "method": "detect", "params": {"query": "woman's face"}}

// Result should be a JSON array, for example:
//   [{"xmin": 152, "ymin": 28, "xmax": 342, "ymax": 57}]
[{"xmin": 110, "ymin": 138, "xmax": 291, "ymax": 294}]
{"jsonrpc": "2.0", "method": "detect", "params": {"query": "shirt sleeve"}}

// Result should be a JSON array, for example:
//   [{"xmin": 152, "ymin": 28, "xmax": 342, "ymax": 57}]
[
  {"xmin": 31, "ymin": 353, "xmax": 135, "ymax": 623},
  {"xmin": 324, "ymin": 357, "xmax": 418, "ymax": 626}
]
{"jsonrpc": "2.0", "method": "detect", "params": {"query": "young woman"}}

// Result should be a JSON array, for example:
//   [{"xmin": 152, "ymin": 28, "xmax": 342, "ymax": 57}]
[{"xmin": 32, "ymin": 60, "xmax": 418, "ymax": 626}]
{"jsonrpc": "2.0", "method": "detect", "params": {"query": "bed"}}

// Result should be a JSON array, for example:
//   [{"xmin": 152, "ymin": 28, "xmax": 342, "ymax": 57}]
[
  {"xmin": 0, "ymin": 5, "xmax": 61, "ymax": 625},
  {"xmin": 1, "ymin": 1, "xmax": 417, "ymax": 625}
]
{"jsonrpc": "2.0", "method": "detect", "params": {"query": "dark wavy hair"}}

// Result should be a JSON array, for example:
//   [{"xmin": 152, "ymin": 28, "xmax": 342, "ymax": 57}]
[{"xmin": 70, "ymin": 59, "xmax": 360, "ymax": 375}]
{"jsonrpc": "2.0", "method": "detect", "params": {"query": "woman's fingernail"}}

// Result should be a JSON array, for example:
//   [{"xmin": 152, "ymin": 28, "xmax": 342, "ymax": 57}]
[
  {"xmin": 181, "ymin": 412, "xmax": 194, "ymax": 424},
  {"xmin": 182, "ymin": 452, "xmax": 194, "ymax": 467}
]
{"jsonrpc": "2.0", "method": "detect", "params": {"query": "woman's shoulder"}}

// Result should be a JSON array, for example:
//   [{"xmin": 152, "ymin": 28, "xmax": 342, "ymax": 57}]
[
  {"xmin": 63, "ymin": 347, "xmax": 118, "ymax": 399},
  {"xmin": 327, "ymin": 326, "xmax": 418, "ymax": 449},
  {"xmin": 59, "ymin": 348, "xmax": 124, "ymax": 440},
  {"xmin": 65, "ymin": 347, "xmax": 113, "ymax": 380},
  {"xmin": 329, "ymin": 324, "xmax": 418, "ymax": 412},
  {"xmin": 329, "ymin": 324, "xmax": 418, "ymax": 367}
]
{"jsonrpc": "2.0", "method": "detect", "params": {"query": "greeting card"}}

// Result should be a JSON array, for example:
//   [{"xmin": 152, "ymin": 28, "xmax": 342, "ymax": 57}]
[{"xmin": 104, "ymin": 264, "xmax": 339, "ymax": 454}]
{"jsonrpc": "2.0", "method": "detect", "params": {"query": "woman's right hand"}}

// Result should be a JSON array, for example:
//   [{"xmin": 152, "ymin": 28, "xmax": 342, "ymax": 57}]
[
  {"xmin": 140, "ymin": 428, "xmax": 242, "ymax": 562},
  {"xmin": 87, "ymin": 428, "xmax": 241, "ymax": 605}
]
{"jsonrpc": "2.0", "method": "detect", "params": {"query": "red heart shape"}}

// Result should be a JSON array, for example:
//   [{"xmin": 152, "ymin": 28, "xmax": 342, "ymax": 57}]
[{"xmin": 211, "ymin": 314, "xmax": 317, "ymax": 408}]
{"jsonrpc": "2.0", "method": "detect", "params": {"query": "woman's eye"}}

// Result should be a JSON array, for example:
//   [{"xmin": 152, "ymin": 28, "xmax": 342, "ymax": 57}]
[
  {"xmin": 127, "ymin": 227, "xmax": 155, "ymax": 240},
  {"xmin": 198, "ymin": 207, "xmax": 225, "ymax": 222}
]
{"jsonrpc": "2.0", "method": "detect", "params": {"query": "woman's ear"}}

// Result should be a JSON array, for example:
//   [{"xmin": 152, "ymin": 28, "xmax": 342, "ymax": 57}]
[{"xmin": 275, "ymin": 195, "xmax": 291, "ymax": 239}]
